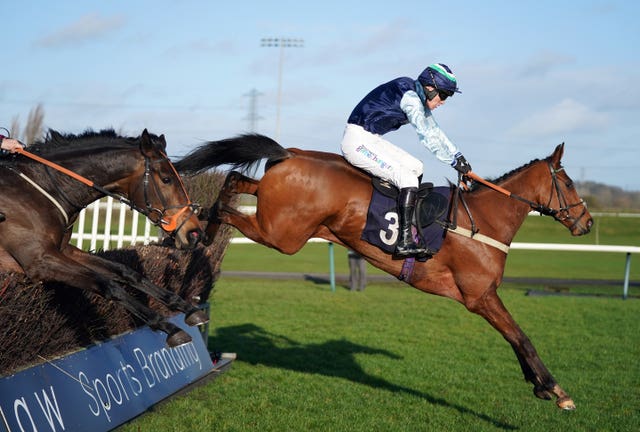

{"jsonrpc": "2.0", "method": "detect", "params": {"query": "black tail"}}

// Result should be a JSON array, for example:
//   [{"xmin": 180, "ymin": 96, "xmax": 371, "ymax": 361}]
[{"xmin": 174, "ymin": 134, "xmax": 290, "ymax": 175}]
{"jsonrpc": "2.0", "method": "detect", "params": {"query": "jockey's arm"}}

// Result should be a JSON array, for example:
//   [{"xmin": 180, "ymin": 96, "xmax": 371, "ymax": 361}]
[{"xmin": 400, "ymin": 91, "xmax": 459, "ymax": 165}]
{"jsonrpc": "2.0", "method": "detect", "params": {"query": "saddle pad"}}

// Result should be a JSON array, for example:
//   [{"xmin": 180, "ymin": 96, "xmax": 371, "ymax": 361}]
[{"xmin": 361, "ymin": 186, "xmax": 451, "ymax": 254}]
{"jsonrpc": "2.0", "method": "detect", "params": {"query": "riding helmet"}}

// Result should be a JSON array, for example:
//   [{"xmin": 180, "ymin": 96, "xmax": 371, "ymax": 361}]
[{"xmin": 417, "ymin": 63, "xmax": 461, "ymax": 94}]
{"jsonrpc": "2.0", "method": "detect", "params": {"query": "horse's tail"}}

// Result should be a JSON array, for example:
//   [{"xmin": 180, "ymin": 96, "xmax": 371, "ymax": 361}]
[{"xmin": 174, "ymin": 134, "xmax": 291, "ymax": 175}]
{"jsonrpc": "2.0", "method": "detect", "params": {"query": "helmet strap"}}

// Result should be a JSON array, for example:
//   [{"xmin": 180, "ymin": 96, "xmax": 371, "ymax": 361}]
[{"xmin": 425, "ymin": 88, "xmax": 439, "ymax": 101}]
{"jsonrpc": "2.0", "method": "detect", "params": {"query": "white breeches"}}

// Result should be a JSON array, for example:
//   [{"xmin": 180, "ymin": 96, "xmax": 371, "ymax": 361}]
[{"xmin": 340, "ymin": 124, "xmax": 422, "ymax": 189}]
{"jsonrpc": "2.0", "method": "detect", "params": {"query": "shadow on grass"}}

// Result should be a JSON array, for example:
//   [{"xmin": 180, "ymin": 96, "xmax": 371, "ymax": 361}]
[{"xmin": 210, "ymin": 323, "xmax": 516, "ymax": 430}]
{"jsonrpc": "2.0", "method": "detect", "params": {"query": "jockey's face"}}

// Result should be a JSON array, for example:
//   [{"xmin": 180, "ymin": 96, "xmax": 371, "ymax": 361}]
[{"xmin": 425, "ymin": 86, "xmax": 447, "ymax": 111}]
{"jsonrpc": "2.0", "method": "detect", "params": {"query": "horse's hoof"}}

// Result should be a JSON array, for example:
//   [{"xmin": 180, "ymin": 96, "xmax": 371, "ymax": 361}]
[
  {"xmin": 185, "ymin": 309, "xmax": 209, "ymax": 326},
  {"xmin": 533, "ymin": 386, "xmax": 553, "ymax": 400},
  {"xmin": 166, "ymin": 329, "xmax": 192, "ymax": 347},
  {"xmin": 556, "ymin": 397, "xmax": 576, "ymax": 410}
]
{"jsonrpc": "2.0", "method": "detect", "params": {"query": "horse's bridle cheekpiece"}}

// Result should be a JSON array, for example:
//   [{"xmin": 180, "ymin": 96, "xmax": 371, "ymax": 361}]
[{"xmin": 141, "ymin": 152, "xmax": 201, "ymax": 235}]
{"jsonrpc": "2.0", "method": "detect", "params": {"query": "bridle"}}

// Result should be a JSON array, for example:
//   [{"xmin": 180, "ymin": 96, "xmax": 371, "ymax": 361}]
[
  {"xmin": 14, "ymin": 147, "xmax": 200, "ymax": 237},
  {"xmin": 537, "ymin": 164, "xmax": 589, "ymax": 232},
  {"xmin": 140, "ymin": 152, "xmax": 201, "ymax": 234},
  {"xmin": 463, "ymin": 162, "xmax": 589, "ymax": 232}
]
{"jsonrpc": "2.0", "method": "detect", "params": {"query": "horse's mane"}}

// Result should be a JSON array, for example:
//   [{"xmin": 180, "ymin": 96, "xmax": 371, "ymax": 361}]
[
  {"xmin": 467, "ymin": 157, "xmax": 545, "ymax": 192},
  {"xmin": 26, "ymin": 129, "xmax": 151, "ymax": 155}
]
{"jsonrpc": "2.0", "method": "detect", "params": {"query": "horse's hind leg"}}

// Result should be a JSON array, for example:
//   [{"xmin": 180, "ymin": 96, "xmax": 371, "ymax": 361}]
[
  {"xmin": 217, "ymin": 171, "xmax": 259, "ymax": 203},
  {"xmin": 204, "ymin": 171, "xmax": 259, "ymax": 244},
  {"xmin": 466, "ymin": 290, "xmax": 575, "ymax": 410}
]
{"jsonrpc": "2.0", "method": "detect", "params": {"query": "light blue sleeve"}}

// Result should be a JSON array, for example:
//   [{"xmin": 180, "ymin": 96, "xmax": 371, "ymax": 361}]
[{"xmin": 400, "ymin": 90, "xmax": 459, "ymax": 165}]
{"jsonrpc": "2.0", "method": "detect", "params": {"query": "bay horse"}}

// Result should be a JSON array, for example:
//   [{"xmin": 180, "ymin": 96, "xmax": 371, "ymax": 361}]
[
  {"xmin": 175, "ymin": 135, "xmax": 592, "ymax": 409},
  {"xmin": 0, "ymin": 129, "xmax": 208, "ymax": 347}
]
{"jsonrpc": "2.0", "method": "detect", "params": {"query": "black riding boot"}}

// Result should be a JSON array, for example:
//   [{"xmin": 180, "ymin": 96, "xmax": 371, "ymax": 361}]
[{"xmin": 395, "ymin": 187, "xmax": 427, "ymax": 257}]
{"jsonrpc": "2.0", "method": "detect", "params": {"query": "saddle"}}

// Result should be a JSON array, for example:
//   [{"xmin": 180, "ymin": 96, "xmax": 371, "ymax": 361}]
[
  {"xmin": 362, "ymin": 178, "xmax": 452, "ymax": 256},
  {"xmin": 371, "ymin": 178, "xmax": 450, "ymax": 228}
]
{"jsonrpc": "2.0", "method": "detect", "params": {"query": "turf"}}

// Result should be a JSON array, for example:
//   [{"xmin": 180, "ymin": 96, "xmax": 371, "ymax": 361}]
[
  {"xmin": 117, "ymin": 213, "xmax": 639, "ymax": 431},
  {"xmin": 118, "ymin": 279, "xmax": 640, "ymax": 432}
]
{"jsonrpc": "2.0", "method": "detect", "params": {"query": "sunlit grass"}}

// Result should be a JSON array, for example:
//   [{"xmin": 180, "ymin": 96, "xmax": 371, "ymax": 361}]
[{"xmin": 119, "ymin": 279, "xmax": 640, "ymax": 432}]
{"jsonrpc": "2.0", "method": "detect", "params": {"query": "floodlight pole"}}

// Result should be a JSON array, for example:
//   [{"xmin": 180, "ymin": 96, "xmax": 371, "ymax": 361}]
[{"xmin": 260, "ymin": 37, "xmax": 304, "ymax": 141}]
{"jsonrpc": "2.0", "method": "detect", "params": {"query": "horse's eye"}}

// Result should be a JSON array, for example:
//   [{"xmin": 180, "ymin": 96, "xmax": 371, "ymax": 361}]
[
  {"xmin": 161, "ymin": 176, "xmax": 172, "ymax": 184},
  {"xmin": 565, "ymin": 181, "xmax": 574, "ymax": 189}
]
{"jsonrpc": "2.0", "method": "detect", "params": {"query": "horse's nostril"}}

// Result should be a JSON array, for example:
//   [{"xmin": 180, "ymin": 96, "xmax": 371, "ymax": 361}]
[{"xmin": 189, "ymin": 230, "xmax": 201, "ymax": 244}]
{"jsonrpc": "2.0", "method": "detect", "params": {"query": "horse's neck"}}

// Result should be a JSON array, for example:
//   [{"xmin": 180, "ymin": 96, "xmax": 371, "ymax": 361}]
[
  {"xmin": 69, "ymin": 150, "xmax": 135, "ymax": 186},
  {"xmin": 470, "ymin": 170, "xmax": 543, "ymax": 243},
  {"xmin": 55, "ymin": 151, "xmax": 137, "ymax": 207}
]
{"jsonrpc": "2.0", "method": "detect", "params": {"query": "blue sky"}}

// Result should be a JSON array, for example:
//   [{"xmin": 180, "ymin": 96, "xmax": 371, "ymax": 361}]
[{"xmin": 3, "ymin": 1, "xmax": 639, "ymax": 191}]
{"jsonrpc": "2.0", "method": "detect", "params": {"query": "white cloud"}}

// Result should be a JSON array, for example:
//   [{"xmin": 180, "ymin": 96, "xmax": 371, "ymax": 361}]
[
  {"xmin": 506, "ymin": 98, "xmax": 609, "ymax": 139},
  {"xmin": 35, "ymin": 13, "xmax": 125, "ymax": 48}
]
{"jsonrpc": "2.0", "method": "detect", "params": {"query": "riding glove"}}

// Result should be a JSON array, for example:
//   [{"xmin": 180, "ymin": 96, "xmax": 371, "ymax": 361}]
[
  {"xmin": 452, "ymin": 152, "xmax": 471, "ymax": 174},
  {"xmin": 0, "ymin": 136, "xmax": 7, "ymax": 156}
]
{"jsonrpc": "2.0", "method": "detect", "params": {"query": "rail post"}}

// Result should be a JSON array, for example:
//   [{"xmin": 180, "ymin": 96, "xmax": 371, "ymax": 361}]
[
  {"xmin": 328, "ymin": 242, "xmax": 336, "ymax": 292},
  {"xmin": 623, "ymin": 252, "xmax": 632, "ymax": 300}
]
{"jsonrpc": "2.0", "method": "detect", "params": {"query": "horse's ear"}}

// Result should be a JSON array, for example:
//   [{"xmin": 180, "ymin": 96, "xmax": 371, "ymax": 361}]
[
  {"xmin": 158, "ymin": 134, "xmax": 167, "ymax": 151},
  {"xmin": 551, "ymin": 142, "xmax": 565, "ymax": 166},
  {"xmin": 140, "ymin": 128, "xmax": 154, "ymax": 156}
]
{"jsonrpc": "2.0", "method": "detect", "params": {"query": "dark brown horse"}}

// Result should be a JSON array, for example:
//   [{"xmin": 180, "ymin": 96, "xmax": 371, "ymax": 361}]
[
  {"xmin": 0, "ymin": 129, "xmax": 207, "ymax": 346},
  {"xmin": 175, "ymin": 135, "xmax": 593, "ymax": 409}
]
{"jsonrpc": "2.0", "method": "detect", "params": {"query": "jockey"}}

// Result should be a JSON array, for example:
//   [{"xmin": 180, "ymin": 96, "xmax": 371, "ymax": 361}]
[{"xmin": 341, "ymin": 63, "xmax": 472, "ymax": 257}]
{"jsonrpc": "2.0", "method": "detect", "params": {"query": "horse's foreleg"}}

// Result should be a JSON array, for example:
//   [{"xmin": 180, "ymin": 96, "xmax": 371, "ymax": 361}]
[
  {"xmin": 466, "ymin": 290, "xmax": 576, "ymax": 410},
  {"xmin": 24, "ymin": 253, "xmax": 192, "ymax": 347},
  {"xmin": 65, "ymin": 247, "xmax": 208, "ymax": 327}
]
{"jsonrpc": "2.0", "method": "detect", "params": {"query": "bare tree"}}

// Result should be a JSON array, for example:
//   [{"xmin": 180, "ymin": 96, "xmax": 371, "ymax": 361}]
[
  {"xmin": 7, "ymin": 104, "xmax": 45, "ymax": 146},
  {"xmin": 10, "ymin": 116, "xmax": 20, "ymax": 139},
  {"xmin": 24, "ymin": 104, "xmax": 45, "ymax": 145}
]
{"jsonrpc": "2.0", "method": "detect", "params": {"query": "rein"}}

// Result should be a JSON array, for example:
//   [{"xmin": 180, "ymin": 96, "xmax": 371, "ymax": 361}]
[
  {"xmin": 466, "ymin": 167, "xmax": 587, "ymax": 230},
  {"xmin": 14, "ymin": 148, "xmax": 197, "ymax": 235},
  {"xmin": 444, "ymin": 166, "xmax": 588, "ymax": 254}
]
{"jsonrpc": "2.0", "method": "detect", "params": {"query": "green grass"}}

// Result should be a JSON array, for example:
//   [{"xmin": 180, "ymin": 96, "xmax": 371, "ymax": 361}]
[{"xmin": 118, "ymin": 279, "xmax": 640, "ymax": 432}]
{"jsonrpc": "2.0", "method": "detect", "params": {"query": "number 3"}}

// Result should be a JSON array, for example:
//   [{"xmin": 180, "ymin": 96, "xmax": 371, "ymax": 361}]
[{"xmin": 379, "ymin": 211, "xmax": 399, "ymax": 246}]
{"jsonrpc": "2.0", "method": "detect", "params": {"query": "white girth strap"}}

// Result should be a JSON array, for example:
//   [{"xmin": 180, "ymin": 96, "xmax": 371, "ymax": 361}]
[
  {"xmin": 18, "ymin": 172, "xmax": 70, "ymax": 225},
  {"xmin": 448, "ymin": 226, "xmax": 510, "ymax": 254}
]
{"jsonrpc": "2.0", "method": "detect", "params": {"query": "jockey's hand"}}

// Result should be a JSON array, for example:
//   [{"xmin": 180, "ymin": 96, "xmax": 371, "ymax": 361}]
[
  {"xmin": 0, "ymin": 137, "xmax": 25, "ymax": 154},
  {"xmin": 452, "ymin": 153, "xmax": 471, "ymax": 174}
]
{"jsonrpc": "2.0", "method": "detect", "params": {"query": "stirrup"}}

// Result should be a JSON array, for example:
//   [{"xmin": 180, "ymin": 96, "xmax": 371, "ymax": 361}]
[{"xmin": 394, "ymin": 243, "xmax": 428, "ymax": 257}]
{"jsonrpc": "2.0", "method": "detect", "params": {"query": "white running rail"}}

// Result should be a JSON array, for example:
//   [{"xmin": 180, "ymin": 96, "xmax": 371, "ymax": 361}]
[
  {"xmin": 73, "ymin": 200, "xmax": 638, "ymax": 298},
  {"xmin": 71, "ymin": 197, "xmax": 159, "ymax": 251}
]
